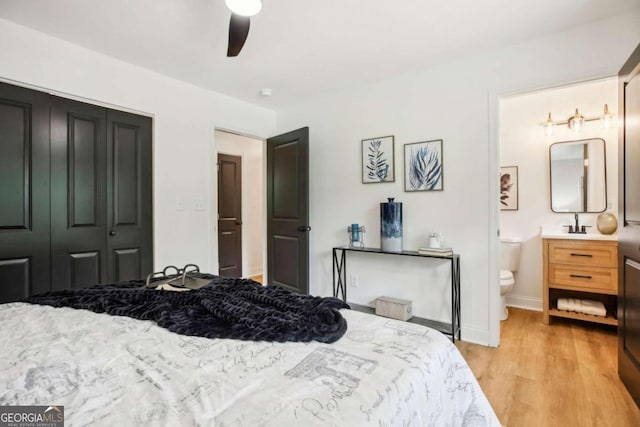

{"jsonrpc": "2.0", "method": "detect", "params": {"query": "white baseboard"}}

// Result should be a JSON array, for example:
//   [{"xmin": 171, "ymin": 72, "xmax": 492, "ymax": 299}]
[
  {"xmin": 506, "ymin": 294, "xmax": 542, "ymax": 312},
  {"xmin": 460, "ymin": 326, "xmax": 491, "ymax": 347}
]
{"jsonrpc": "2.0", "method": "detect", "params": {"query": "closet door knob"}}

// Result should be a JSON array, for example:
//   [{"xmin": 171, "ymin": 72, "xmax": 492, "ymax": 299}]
[{"xmin": 109, "ymin": 230, "xmax": 117, "ymax": 236}]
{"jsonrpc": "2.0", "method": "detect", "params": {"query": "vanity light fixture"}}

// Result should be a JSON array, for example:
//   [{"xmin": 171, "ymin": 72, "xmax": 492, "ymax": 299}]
[{"xmin": 540, "ymin": 104, "xmax": 614, "ymax": 136}]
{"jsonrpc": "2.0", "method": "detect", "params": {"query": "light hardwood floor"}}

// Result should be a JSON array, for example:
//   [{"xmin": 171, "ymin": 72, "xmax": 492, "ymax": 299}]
[
  {"xmin": 456, "ymin": 308, "xmax": 640, "ymax": 426},
  {"xmin": 249, "ymin": 274, "xmax": 263, "ymax": 284}
]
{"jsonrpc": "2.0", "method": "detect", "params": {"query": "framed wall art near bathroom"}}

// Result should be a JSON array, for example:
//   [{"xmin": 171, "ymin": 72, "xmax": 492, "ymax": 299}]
[
  {"xmin": 500, "ymin": 166, "xmax": 518, "ymax": 210},
  {"xmin": 362, "ymin": 135, "xmax": 395, "ymax": 183},
  {"xmin": 404, "ymin": 139, "xmax": 443, "ymax": 192}
]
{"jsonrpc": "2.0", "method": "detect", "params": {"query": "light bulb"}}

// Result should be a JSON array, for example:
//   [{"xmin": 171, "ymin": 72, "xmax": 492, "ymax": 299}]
[
  {"xmin": 544, "ymin": 112, "xmax": 554, "ymax": 136},
  {"xmin": 601, "ymin": 104, "xmax": 613, "ymax": 129},
  {"xmin": 568, "ymin": 108, "xmax": 584, "ymax": 133},
  {"xmin": 225, "ymin": 0, "xmax": 262, "ymax": 16}
]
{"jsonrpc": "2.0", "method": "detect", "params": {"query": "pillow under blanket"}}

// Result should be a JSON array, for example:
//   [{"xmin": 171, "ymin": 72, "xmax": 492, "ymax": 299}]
[{"xmin": 24, "ymin": 275, "xmax": 350, "ymax": 343}]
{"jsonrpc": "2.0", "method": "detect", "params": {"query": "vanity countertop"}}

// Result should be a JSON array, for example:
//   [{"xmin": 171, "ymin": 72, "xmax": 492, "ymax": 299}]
[{"xmin": 540, "ymin": 229, "xmax": 618, "ymax": 241}]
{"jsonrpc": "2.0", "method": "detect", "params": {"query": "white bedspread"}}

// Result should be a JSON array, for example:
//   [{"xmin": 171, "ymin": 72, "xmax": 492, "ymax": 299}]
[{"xmin": 0, "ymin": 303, "xmax": 499, "ymax": 426}]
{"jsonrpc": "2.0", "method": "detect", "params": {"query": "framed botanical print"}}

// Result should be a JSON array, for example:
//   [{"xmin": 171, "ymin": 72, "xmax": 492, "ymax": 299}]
[
  {"xmin": 362, "ymin": 135, "xmax": 395, "ymax": 183},
  {"xmin": 404, "ymin": 139, "xmax": 443, "ymax": 192},
  {"xmin": 500, "ymin": 166, "xmax": 518, "ymax": 210}
]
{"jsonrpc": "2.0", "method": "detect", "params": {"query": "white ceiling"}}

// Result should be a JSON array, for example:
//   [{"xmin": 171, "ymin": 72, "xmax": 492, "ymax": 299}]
[{"xmin": 1, "ymin": 0, "xmax": 639, "ymax": 109}]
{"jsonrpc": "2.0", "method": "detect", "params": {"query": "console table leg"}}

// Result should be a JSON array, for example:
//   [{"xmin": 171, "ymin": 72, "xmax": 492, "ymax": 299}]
[
  {"xmin": 331, "ymin": 248, "xmax": 338, "ymax": 298},
  {"xmin": 455, "ymin": 257, "xmax": 461, "ymax": 341},
  {"xmin": 333, "ymin": 249, "xmax": 347, "ymax": 302}
]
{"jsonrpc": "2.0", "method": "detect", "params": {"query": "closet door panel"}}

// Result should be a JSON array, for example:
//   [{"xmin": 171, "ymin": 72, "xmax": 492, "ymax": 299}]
[
  {"xmin": 114, "ymin": 125, "xmax": 139, "ymax": 226},
  {"xmin": 0, "ymin": 258, "xmax": 30, "ymax": 302},
  {"xmin": 69, "ymin": 251, "xmax": 101, "ymax": 289},
  {"xmin": 50, "ymin": 96, "xmax": 108, "ymax": 290},
  {"xmin": 0, "ymin": 101, "xmax": 30, "ymax": 229},
  {"xmin": 0, "ymin": 82, "xmax": 50, "ymax": 302},
  {"xmin": 114, "ymin": 248, "xmax": 141, "ymax": 282},
  {"xmin": 107, "ymin": 110, "xmax": 153, "ymax": 283}
]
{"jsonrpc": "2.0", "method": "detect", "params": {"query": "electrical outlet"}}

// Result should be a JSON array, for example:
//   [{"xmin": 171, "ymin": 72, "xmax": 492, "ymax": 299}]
[
  {"xmin": 350, "ymin": 274, "xmax": 359, "ymax": 288},
  {"xmin": 176, "ymin": 200, "xmax": 184, "ymax": 211}
]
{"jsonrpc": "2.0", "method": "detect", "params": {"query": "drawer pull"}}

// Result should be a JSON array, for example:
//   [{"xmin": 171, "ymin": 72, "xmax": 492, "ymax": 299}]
[
  {"xmin": 570, "ymin": 253, "xmax": 593, "ymax": 257},
  {"xmin": 570, "ymin": 274, "xmax": 592, "ymax": 279}
]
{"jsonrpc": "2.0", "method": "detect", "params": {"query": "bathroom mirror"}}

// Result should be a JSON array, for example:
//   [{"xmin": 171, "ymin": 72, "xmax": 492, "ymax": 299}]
[{"xmin": 549, "ymin": 138, "xmax": 607, "ymax": 212}]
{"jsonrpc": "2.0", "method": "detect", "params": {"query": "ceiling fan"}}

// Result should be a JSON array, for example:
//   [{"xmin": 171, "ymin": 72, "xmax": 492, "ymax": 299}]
[{"xmin": 225, "ymin": 0, "xmax": 262, "ymax": 57}]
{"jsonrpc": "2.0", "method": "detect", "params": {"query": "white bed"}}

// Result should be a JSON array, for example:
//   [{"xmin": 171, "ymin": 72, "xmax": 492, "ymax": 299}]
[{"xmin": 0, "ymin": 302, "xmax": 499, "ymax": 426}]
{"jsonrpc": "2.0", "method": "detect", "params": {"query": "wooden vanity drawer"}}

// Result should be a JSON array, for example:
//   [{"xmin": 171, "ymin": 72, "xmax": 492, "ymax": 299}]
[
  {"xmin": 548, "ymin": 241, "xmax": 617, "ymax": 268},
  {"xmin": 548, "ymin": 264, "xmax": 618, "ymax": 294}
]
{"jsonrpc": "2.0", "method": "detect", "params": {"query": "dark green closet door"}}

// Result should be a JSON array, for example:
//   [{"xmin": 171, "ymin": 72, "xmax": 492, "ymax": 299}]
[
  {"xmin": 50, "ymin": 96, "xmax": 108, "ymax": 290},
  {"xmin": 106, "ymin": 109, "xmax": 153, "ymax": 283},
  {"xmin": 0, "ymin": 82, "xmax": 51, "ymax": 303}
]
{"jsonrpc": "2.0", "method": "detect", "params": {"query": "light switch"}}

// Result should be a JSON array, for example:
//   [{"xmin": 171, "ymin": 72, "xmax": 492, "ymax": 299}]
[{"xmin": 193, "ymin": 199, "xmax": 205, "ymax": 211}]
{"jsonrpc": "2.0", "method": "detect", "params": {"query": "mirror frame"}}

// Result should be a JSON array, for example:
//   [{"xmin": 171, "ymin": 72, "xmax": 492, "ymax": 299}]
[{"xmin": 549, "ymin": 137, "xmax": 607, "ymax": 213}]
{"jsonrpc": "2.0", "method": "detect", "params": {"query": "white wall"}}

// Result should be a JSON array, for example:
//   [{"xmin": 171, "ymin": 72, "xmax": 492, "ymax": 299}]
[
  {"xmin": 499, "ymin": 78, "xmax": 618, "ymax": 311},
  {"xmin": 276, "ymin": 12, "xmax": 640, "ymax": 345},
  {"xmin": 215, "ymin": 131, "xmax": 264, "ymax": 278},
  {"xmin": 0, "ymin": 18, "xmax": 276, "ymax": 273}
]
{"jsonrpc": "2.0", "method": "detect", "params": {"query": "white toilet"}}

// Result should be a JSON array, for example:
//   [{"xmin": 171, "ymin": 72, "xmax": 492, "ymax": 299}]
[{"xmin": 500, "ymin": 237, "xmax": 522, "ymax": 321}]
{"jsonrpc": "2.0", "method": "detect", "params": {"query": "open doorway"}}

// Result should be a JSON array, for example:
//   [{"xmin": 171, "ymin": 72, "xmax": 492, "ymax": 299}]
[
  {"xmin": 215, "ymin": 130, "xmax": 264, "ymax": 283},
  {"xmin": 497, "ymin": 77, "xmax": 618, "ymax": 327}
]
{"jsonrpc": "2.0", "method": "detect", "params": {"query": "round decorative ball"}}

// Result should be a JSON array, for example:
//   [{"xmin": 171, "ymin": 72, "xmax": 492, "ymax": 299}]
[{"xmin": 597, "ymin": 213, "xmax": 618, "ymax": 235}]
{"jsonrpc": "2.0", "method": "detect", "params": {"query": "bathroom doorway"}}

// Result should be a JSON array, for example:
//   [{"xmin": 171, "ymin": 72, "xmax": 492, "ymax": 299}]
[
  {"xmin": 497, "ymin": 77, "xmax": 619, "ymax": 324},
  {"xmin": 215, "ymin": 129, "xmax": 265, "ymax": 282}
]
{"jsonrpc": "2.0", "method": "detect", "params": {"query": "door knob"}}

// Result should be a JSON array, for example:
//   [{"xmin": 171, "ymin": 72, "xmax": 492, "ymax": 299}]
[
  {"xmin": 109, "ymin": 230, "xmax": 117, "ymax": 236},
  {"xmin": 297, "ymin": 226, "xmax": 312, "ymax": 232},
  {"xmin": 235, "ymin": 220, "xmax": 243, "ymax": 225}
]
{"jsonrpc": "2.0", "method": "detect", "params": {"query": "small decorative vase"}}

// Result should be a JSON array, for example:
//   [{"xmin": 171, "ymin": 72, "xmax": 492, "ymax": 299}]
[
  {"xmin": 597, "ymin": 213, "xmax": 618, "ymax": 235},
  {"xmin": 381, "ymin": 197, "xmax": 402, "ymax": 252}
]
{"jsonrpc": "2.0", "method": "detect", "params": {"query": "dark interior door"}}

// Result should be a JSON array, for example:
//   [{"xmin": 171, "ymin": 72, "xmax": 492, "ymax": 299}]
[
  {"xmin": 106, "ymin": 109, "xmax": 153, "ymax": 283},
  {"xmin": 50, "ymin": 96, "xmax": 108, "ymax": 290},
  {"xmin": 619, "ymin": 42, "xmax": 640, "ymax": 407},
  {"xmin": 266, "ymin": 127, "xmax": 309, "ymax": 294},
  {"xmin": 217, "ymin": 153, "xmax": 242, "ymax": 277},
  {"xmin": 0, "ymin": 82, "xmax": 50, "ymax": 302}
]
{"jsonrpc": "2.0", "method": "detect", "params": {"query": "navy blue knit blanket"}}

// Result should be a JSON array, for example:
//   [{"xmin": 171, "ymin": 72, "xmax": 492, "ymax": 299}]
[{"xmin": 25, "ymin": 275, "xmax": 350, "ymax": 343}]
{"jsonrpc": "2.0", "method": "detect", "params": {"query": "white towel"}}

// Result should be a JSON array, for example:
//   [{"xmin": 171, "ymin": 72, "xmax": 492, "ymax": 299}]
[
  {"xmin": 579, "ymin": 299, "xmax": 606, "ymax": 317},
  {"xmin": 556, "ymin": 298, "xmax": 606, "ymax": 317},
  {"xmin": 557, "ymin": 298, "xmax": 570, "ymax": 311}
]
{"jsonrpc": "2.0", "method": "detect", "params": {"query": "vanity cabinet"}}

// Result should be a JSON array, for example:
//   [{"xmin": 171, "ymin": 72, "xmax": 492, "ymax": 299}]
[{"xmin": 542, "ymin": 238, "xmax": 618, "ymax": 326}]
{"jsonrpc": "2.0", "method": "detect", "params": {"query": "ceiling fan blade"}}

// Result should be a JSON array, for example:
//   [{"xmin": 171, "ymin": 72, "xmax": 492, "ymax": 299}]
[{"xmin": 227, "ymin": 13, "xmax": 251, "ymax": 57}]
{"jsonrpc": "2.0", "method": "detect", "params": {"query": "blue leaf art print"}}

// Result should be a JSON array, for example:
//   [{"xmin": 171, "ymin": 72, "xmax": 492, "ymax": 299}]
[
  {"xmin": 404, "ymin": 140, "xmax": 443, "ymax": 191},
  {"xmin": 367, "ymin": 139, "xmax": 389, "ymax": 181},
  {"xmin": 362, "ymin": 136, "xmax": 395, "ymax": 183}
]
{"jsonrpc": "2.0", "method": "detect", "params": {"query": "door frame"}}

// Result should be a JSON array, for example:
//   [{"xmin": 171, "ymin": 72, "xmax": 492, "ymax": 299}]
[
  {"xmin": 211, "ymin": 128, "xmax": 267, "ymax": 279},
  {"xmin": 490, "ymin": 72, "xmax": 618, "ymax": 347}
]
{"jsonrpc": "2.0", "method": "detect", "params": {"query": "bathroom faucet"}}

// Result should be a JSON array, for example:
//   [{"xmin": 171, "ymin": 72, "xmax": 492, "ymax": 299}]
[{"xmin": 563, "ymin": 213, "xmax": 589, "ymax": 234}]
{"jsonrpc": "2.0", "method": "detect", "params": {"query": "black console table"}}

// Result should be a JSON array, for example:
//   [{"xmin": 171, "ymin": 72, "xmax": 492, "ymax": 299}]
[{"xmin": 332, "ymin": 246, "xmax": 461, "ymax": 341}]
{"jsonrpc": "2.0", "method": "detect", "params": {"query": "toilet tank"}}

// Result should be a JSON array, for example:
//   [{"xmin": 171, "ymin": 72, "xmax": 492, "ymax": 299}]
[{"xmin": 500, "ymin": 237, "xmax": 522, "ymax": 272}]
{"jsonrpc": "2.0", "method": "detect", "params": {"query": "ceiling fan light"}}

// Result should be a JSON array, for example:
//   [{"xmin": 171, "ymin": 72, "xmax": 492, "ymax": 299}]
[{"xmin": 225, "ymin": 0, "xmax": 262, "ymax": 16}]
